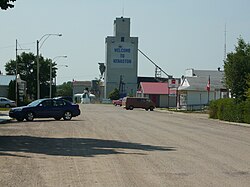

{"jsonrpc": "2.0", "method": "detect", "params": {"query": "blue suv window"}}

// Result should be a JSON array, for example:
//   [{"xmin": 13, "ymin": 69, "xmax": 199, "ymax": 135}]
[
  {"xmin": 54, "ymin": 100, "xmax": 66, "ymax": 107},
  {"xmin": 41, "ymin": 100, "xmax": 53, "ymax": 107}
]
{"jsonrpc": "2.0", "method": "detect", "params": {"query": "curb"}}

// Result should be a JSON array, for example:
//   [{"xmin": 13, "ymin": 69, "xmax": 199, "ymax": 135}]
[
  {"xmin": 0, "ymin": 113, "xmax": 11, "ymax": 124},
  {"xmin": 154, "ymin": 108, "xmax": 250, "ymax": 128},
  {"xmin": 208, "ymin": 118, "xmax": 250, "ymax": 128},
  {"xmin": 0, "ymin": 118, "xmax": 11, "ymax": 124}
]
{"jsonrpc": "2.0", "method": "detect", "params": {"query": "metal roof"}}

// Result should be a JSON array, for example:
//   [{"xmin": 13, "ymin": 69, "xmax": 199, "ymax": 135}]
[
  {"xmin": 178, "ymin": 76, "xmax": 226, "ymax": 91},
  {"xmin": 185, "ymin": 69, "xmax": 224, "ymax": 78},
  {"xmin": 140, "ymin": 82, "xmax": 169, "ymax": 94}
]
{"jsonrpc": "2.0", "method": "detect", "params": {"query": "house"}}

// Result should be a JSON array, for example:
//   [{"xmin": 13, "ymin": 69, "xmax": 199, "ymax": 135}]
[
  {"xmin": 136, "ymin": 82, "xmax": 177, "ymax": 108},
  {"xmin": 178, "ymin": 69, "xmax": 228, "ymax": 110},
  {"xmin": 0, "ymin": 75, "xmax": 16, "ymax": 97}
]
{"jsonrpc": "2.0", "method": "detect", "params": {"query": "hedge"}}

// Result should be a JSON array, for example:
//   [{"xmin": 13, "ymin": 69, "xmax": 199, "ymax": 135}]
[
  {"xmin": 209, "ymin": 98, "xmax": 250, "ymax": 124},
  {"xmin": 244, "ymin": 100, "xmax": 250, "ymax": 123}
]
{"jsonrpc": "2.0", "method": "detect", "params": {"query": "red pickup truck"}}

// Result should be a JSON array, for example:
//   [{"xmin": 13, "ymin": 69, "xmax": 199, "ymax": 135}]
[{"xmin": 112, "ymin": 98, "xmax": 123, "ymax": 106}]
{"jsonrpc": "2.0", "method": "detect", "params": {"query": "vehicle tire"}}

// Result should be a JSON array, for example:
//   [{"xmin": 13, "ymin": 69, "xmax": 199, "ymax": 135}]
[
  {"xmin": 145, "ymin": 108, "xmax": 149, "ymax": 111},
  {"xmin": 63, "ymin": 111, "xmax": 72, "ymax": 120},
  {"xmin": 149, "ymin": 106, "xmax": 154, "ymax": 111},
  {"xmin": 16, "ymin": 117, "xmax": 24, "ymax": 122},
  {"xmin": 26, "ymin": 112, "xmax": 34, "ymax": 121},
  {"xmin": 129, "ymin": 105, "xmax": 134, "ymax": 110},
  {"xmin": 5, "ymin": 104, "xmax": 10, "ymax": 108},
  {"xmin": 54, "ymin": 117, "xmax": 61, "ymax": 120}
]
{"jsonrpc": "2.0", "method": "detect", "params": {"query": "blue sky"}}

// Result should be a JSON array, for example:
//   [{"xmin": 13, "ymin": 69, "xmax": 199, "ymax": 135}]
[{"xmin": 1, "ymin": 0, "xmax": 250, "ymax": 84}]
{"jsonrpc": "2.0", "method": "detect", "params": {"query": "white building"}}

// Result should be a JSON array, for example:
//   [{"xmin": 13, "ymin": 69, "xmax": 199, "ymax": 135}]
[
  {"xmin": 104, "ymin": 17, "xmax": 138, "ymax": 98},
  {"xmin": 178, "ymin": 69, "xmax": 228, "ymax": 110}
]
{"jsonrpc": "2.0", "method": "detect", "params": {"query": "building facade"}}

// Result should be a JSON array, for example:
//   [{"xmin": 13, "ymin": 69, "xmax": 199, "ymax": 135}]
[
  {"xmin": 104, "ymin": 17, "xmax": 138, "ymax": 98},
  {"xmin": 137, "ymin": 82, "xmax": 177, "ymax": 108},
  {"xmin": 178, "ymin": 69, "xmax": 228, "ymax": 110}
]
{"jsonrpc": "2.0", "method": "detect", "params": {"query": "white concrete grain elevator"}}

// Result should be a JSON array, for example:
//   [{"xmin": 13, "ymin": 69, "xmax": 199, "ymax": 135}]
[{"xmin": 104, "ymin": 17, "xmax": 138, "ymax": 98}]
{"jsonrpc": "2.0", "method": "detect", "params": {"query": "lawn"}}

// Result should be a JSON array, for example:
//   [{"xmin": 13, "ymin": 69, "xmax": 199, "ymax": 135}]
[{"xmin": 0, "ymin": 108, "xmax": 10, "ymax": 111}]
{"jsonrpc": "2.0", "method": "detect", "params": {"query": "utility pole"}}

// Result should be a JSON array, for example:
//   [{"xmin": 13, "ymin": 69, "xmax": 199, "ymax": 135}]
[
  {"xmin": 37, "ymin": 40, "xmax": 40, "ymax": 99},
  {"xmin": 15, "ymin": 40, "xmax": 29, "ymax": 106},
  {"xmin": 49, "ymin": 56, "xmax": 67, "ymax": 98},
  {"xmin": 15, "ymin": 39, "xmax": 18, "ymax": 105},
  {"xmin": 224, "ymin": 24, "xmax": 227, "ymax": 62},
  {"xmin": 36, "ymin": 33, "xmax": 62, "ymax": 99}
]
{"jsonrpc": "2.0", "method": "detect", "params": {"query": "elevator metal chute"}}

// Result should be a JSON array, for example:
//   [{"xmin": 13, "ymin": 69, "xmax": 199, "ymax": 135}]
[
  {"xmin": 118, "ymin": 75, "xmax": 127, "ymax": 98},
  {"xmin": 138, "ymin": 49, "xmax": 172, "ymax": 80}
]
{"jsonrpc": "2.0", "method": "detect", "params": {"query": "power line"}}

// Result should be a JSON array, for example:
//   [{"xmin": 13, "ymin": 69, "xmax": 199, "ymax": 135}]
[
  {"xmin": 0, "ymin": 42, "xmax": 35, "ymax": 50},
  {"xmin": 0, "ymin": 45, "xmax": 14, "ymax": 49}
]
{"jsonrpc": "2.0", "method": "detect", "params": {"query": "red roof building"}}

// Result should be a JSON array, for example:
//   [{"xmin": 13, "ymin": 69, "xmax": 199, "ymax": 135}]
[
  {"xmin": 139, "ymin": 82, "xmax": 169, "ymax": 95},
  {"xmin": 137, "ymin": 82, "xmax": 177, "ymax": 108}
]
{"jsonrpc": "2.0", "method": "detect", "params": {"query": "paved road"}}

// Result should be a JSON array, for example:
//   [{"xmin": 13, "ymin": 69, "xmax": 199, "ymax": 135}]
[{"xmin": 0, "ymin": 104, "xmax": 249, "ymax": 187}]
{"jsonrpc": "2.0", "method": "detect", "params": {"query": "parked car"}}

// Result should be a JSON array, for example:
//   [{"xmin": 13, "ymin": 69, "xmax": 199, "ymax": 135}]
[
  {"xmin": 9, "ymin": 98, "xmax": 80, "ymax": 122},
  {"xmin": 112, "ymin": 98, "xmax": 123, "ymax": 106},
  {"xmin": 54, "ymin": 96, "xmax": 73, "ymax": 103},
  {"xmin": 101, "ymin": 98, "xmax": 112, "ymax": 104},
  {"xmin": 0, "ymin": 97, "xmax": 16, "ymax": 108},
  {"xmin": 122, "ymin": 97, "xmax": 155, "ymax": 111}
]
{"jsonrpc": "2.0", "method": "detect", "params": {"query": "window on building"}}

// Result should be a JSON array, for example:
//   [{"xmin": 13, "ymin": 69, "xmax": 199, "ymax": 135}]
[{"xmin": 121, "ymin": 37, "xmax": 124, "ymax": 42}]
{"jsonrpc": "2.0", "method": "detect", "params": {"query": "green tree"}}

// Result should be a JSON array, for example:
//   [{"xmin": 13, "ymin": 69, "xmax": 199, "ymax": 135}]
[
  {"xmin": 224, "ymin": 37, "xmax": 250, "ymax": 101},
  {"xmin": 8, "ymin": 80, "xmax": 15, "ymax": 101},
  {"xmin": 56, "ymin": 82, "xmax": 73, "ymax": 96},
  {"xmin": 0, "ymin": 0, "xmax": 16, "ymax": 10},
  {"xmin": 246, "ymin": 74, "xmax": 250, "ymax": 100},
  {"xmin": 5, "ymin": 52, "xmax": 57, "ymax": 99},
  {"xmin": 108, "ymin": 88, "xmax": 120, "ymax": 100}
]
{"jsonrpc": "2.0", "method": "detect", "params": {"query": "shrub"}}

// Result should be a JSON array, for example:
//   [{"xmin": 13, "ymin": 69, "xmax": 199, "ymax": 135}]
[
  {"xmin": 209, "ymin": 98, "xmax": 246, "ymax": 123},
  {"xmin": 218, "ymin": 98, "xmax": 244, "ymax": 122},
  {"xmin": 108, "ymin": 88, "xmax": 120, "ymax": 100},
  {"xmin": 244, "ymin": 100, "xmax": 250, "ymax": 123},
  {"xmin": 209, "ymin": 100, "xmax": 218, "ymax": 119}
]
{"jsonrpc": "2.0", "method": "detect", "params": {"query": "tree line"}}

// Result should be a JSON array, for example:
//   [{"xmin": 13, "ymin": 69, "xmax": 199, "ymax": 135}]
[
  {"xmin": 0, "ymin": 0, "xmax": 16, "ymax": 10},
  {"xmin": 5, "ymin": 52, "xmax": 72, "ymax": 104},
  {"xmin": 210, "ymin": 37, "xmax": 250, "ymax": 123}
]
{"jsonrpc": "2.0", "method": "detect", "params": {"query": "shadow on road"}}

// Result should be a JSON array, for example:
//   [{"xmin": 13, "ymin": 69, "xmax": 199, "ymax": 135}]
[{"xmin": 0, "ymin": 136, "xmax": 176, "ymax": 157}]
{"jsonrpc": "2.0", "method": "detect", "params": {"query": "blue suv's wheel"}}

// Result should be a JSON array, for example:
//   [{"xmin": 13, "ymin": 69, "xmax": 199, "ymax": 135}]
[
  {"xmin": 26, "ymin": 112, "xmax": 34, "ymax": 121},
  {"xmin": 63, "ymin": 111, "xmax": 72, "ymax": 120}
]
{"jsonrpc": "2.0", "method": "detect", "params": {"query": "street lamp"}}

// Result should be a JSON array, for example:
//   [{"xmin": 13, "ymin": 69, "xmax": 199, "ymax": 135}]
[
  {"xmin": 54, "ymin": 65, "xmax": 69, "ymax": 88},
  {"xmin": 37, "ymin": 33, "xmax": 62, "ymax": 99},
  {"xmin": 50, "ymin": 56, "xmax": 67, "ymax": 98}
]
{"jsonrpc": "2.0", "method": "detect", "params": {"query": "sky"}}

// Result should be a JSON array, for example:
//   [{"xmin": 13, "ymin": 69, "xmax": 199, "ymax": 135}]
[{"xmin": 1, "ymin": 0, "xmax": 250, "ymax": 85}]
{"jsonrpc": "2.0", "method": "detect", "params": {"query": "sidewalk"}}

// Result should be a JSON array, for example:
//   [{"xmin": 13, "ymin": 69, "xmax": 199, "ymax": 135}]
[{"xmin": 0, "ymin": 111, "xmax": 11, "ymax": 124}]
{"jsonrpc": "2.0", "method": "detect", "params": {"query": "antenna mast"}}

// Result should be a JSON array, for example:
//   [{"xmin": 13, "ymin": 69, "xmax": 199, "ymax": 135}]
[
  {"xmin": 122, "ymin": 0, "xmax": 124, "ymax": 16},
  {"xmin": 224, "ymin": 24, "xmax": 227, "ymax": 62}
]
